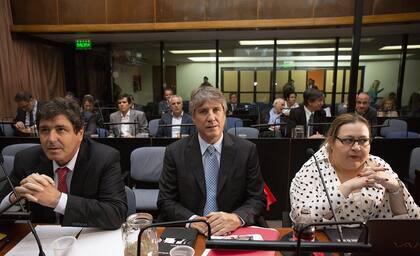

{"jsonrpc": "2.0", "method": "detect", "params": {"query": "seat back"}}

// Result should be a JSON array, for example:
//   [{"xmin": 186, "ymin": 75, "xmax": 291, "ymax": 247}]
[
  {"xmin": 2, "ymin": 143, "xmax": 39, "ymax": 157},
  {"xmin": 380, "ymin": 119, "xmax": 407, "ymax": 137},
  {"xmin": 224, "ymin": 117, "xmax": 243, "ymax": 131},
  {"xmin": 125, "ymin": 186, "xmax": 136, "ymax": 216},
  {"xmin": 2, "ymin": 155, "xmax": 15, "ymax": 175},
  {"xmin": 130, "ymin": 147, "xmax": 166, "ymax": 182},
  {"xmin": 385, "ymin": 131, "xmax": 419, "ymax": 138},
  {"xmin": 227, "ymin": 127, "xmax": 259, "ymax": 138},
  {"xmin": 409, "ymin": 147, "xmax": 420, "ymax": 182},
  {"xmin": 0, "ymin": 123, "xmax": 14, "ymax": 136},
  {"xmin": 148, "ymin": 119, "xmax": 160, "ymax": 137},
  {"xmin": 96, "ymin": 128, "xmax": 109, "ymax": 138}
]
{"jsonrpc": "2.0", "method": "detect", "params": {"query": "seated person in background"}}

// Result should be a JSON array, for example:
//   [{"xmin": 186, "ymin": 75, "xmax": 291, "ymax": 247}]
[
  {"xmin": 158, "ymin": 86, "xmax": 266, "ymax": 236},
  {"xmin": 282, "ymin": 91, "xmax": 299, "ymax": 116},
  {"xmin": 265, "ymin": 98, "xmax": 286, "ymax": 137},
  {"xmin": 290, "ymin": 114, "xmax": 419, "ymax": 224},
  {"xmin": 401, "ymin": 92, "xmax": 420, "ymax": 117},
  {"xmin": 109, "ymin": 93, "xmax": 148, "ymax": 138},
  {"xmin": 156, "ymin": 95, "xmax": 195, "ymax": 138},
  {"xmin": 377, "ymin": 97, "xmax": 398, "ymax": 117},
  {"xmin": 0, "ymin": 97, "xmax": 127, "ymax": 229},
  {"xmin": 81, "ymin": 94, "xmax": 99, "ymax": 137},
  {"xmin": 286, "ymin": 88, "xmax": 326, "ymax": 138},
  {"xmin": 159, "ymin": 87, "xmax": 174, "ymax": 116},
  {"xmin": 227, "ymin": 93, "xmax": 242, "ymax": 115},
  {"xmin": 13, "ymin": 91, "xmax": 43, "ymax": 136},
  {"xmin": 355, "ymin": 92, "xmax": 377, "ymax": 136}
]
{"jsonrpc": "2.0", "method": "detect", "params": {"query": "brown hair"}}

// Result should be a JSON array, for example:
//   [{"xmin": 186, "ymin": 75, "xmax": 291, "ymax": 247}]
[{"xmin": 324, "ymin": 113, "xmax": 371, "ymax": 154}]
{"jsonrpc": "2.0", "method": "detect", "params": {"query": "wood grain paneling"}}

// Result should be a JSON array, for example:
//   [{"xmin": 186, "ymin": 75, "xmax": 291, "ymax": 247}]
[
  {"xmin": 11, "ymin": 0, "xmax": 58, "ymax": 25},
  {"xmin": 156, "ymin": 0, "xmax": 206, "ymax": 22},
  {"xmin": 372, "ymin": 0, "xmax": 403, "ymax": 14},
  {"xmin": 60, "ymin": 0, "xmax": 106, "ymax": 24},
  {"xmin": 207, "ymin": 0, "xmax": 257, "ymax": 21},
  {"xmin": 258, "ymin": 0, "xmax": 315, "ymax": 19},
  {"xmin": 314, "ymin": 0, "xmax": 374, "ymax": 17},
  {"xmin": 107, "ymin": 0, "xmax": 154, "ymax": 23}
]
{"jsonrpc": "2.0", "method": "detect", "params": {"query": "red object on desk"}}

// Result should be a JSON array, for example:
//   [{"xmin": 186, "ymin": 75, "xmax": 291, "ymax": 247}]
[
  {"xmin": 206, "ymin": 226, "xmax": 280, "ymax": 256},
  {"xmin": 264, "ymin": 183, "xmax": 277, "ymax": 211}
]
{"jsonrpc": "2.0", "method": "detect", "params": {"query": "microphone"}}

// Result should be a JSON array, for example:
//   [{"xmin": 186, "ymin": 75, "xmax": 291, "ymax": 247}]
[
  {"xmin": 306, "ymin": 148, "xmax": 344, "ymax": 243},
  {"xmin": 0, "ymin": 155, "xmax": 46, "ymax": 256},
  {"xmin": 137, "ymin": 219, "xmax": 211, "ymax": 256},
  {"xmin": 94, "ymin": 100, "xmax": 105, "ymax": 128}
]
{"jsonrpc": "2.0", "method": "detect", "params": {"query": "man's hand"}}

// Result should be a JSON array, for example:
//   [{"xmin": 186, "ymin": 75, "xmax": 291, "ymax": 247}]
[
  {"xmin": 15, "ymin": 121, "xmax": 25, "ymax": 129},
  {"xmin": 15, "ymin": 173, "xmax": 61, "ymax": 208},
  {"xmin": 190, "ymin": 216, "xmax": 209, "ymax": 236},
  {"xmin": 206, "ymin": 212, "xmax": 241, "ymax": 236}
]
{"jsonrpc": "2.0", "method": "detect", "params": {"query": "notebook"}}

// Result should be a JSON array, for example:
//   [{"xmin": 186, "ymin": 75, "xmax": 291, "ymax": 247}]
[{"xmin": 158, "ymin": 227, "xmax": 198, "ymax": 255}]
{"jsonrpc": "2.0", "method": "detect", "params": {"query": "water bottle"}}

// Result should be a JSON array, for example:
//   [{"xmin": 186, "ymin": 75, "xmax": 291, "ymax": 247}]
[{"xmin": 292, "ymin": 207, "xmax": 315, "ymax": 242}]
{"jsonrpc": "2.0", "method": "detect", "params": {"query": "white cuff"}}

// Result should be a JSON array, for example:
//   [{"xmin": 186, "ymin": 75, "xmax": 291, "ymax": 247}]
[
  {"xmin": 53, "ymin": 193, "xmax": 67, "ymax": 215},
  {"xmin": 187, "ymin": 215, "xmax": 198, "ymax": 228}
]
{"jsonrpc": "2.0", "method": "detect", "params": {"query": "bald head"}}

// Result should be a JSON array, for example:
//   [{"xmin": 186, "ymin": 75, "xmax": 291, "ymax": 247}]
[{"xmin": 356, "ymin": 92, "xmax": 370, "ymax": 114}]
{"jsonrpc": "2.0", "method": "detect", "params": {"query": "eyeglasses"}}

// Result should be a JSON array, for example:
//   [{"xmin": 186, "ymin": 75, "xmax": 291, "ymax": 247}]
[{"xmin": 335, "ymin": 136, "xmax": 371, "ymax": 147}]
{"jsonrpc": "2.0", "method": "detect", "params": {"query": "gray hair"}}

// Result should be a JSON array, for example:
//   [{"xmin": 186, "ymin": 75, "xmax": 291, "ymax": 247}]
[
  {"xmin": 272, "ymin": 97, "xmax": 284, "ymax": 107},
  {"xmin": 189, "ymin": 86, "xmax": 227, "ymax": 114},
  {"xmin": 169, "ymin": 95, "xmax": 183, "ymax": 103}
]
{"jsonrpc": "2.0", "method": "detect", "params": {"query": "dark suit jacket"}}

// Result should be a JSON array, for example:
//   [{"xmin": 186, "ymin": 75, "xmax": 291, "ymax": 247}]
[
  {"xmin": 156, "ymin": 112, "xmax": 195, "ymax": 137},
  {"xmin": 157, "ymin": 133, "xmax": 266, "ymax": 225},
  {"xmin": 227, "ymin": 103, "xmax": 244, "ymax": 114},
  {"xmin": 81, "ymin": 111, "xmax": 100, "ymax": 136},
  {"xmin": 0, "ymin": 139, "xmax": 127, "ymax": 230},
  {"xmin": 13, "ymin": 101, "xmax": 44, "ymax": 136},
  {"xmin": 286, "ymin": 104, "xmax": 327, "ymax": 137}
]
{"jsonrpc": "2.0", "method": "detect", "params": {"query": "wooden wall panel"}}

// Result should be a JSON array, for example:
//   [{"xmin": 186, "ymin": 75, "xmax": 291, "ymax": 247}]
[
  {"xmin": 372, "ymin": 0, "xmax": 403, "ymax": 15},
  {"xmin": 258, "ymin": 0, "xmax": 315, "ymax": 19},
  {"xmin": 107, "ymin": 0, "xmax": 154, "ymax": 23},
  {"xmin": 314, "ymin": 0, "xmax": 374, "ymax": 17},
  {"xmin": 11, "ymin": 0, "xmax": 58, "ymax": 25},
  {"xmin": 60, "ymin": 0, "xmax": 106, "ymax": 24},
  {"xmin": 207, "ymin": 0, "xmax": 257, "ymax": 21},
  {"xmin": 156, "ymin": 0, "xmax": 206, "ymax": 22}
]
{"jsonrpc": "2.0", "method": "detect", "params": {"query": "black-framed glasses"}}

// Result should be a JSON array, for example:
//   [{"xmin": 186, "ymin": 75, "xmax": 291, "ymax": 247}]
[{"xmin": 335, "ymin": 136, "xmax": 372, "ymax": 147}]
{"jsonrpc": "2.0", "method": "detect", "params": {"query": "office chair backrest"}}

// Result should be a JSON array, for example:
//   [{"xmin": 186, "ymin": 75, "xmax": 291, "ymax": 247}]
[
  {"xmin": 224, "ymin": 117, "xmax": 243, "ymax": 131},
  {"xmin": 385, "ymin": 131, "xmax": 419, "ymax": 138},
  {"xmin": 125, "ymin": 186, "xmax": 136, "ymax": 216},
  {"xmin": 409, "ymin": 147, "xmax": 420, "ymax": 182},
  {"xmin": 2, "ymin": 155, "xmax": 15, "ymax": 175},
  {"xmin": 148, "ymin": 119, "xmax": 160, "ymax": 137},
  {"xmin": 130, "ymin": 147, "xmax": 166, "ymax": 182},
  {"xmin": 380, "ymin": 119, "xmax": 407, "ymax": 137},
  {"xmin": 2, "ymin": 143, "xmax": 40, "ymax": 157},
  {"xmin": 227, "ymin": 127, "xmax": 259, "ymax": 139},
  {"xmin": 0, "ymin": 123, "xmax": 14, "ymax": 136}
]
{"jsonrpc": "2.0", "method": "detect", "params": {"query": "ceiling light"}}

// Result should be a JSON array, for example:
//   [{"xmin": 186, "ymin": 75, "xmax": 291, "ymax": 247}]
[
  {"xmin": 277, "ymin": 47, "xmax": 352, "ymax": 52},
  {"xmin": 169, "ymin": 49, "xmax": 221, "ymax": 54},
  {"xmin": 379, "ymin": 45, "xmax": 420, "ymax": 50},
  {"xmin": 239, "ymin": 38, "xmax": 374, "ymax": 46},
  {"xmin": 188, "ymin": 54, "xmax": 408, "ymax": 62}
]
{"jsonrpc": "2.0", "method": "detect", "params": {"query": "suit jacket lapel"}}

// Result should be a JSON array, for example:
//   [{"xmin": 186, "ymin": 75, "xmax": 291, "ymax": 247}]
[
  {"xmin": 69, "ymin": 140, "xmax": 90, "ymax": 195},
  {"xmin": 217, "ymin": 133, "xmax": 235, "ymax": 194},
  {"xmin": 186, "ymin": 134, "xmax": 206, "ymax": 196},
  {"xmin": 35, "ymin": 152, "xmax": 54, "ymax": 178}
]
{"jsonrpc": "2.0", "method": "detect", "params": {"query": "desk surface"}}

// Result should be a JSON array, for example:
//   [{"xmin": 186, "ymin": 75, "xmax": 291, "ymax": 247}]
[{"xmin": 0, "ymin": 223, "xmax": 332, "ymax": 255}]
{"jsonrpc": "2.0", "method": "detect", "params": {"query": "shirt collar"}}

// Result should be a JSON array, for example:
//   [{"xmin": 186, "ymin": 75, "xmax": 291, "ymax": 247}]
[
  {"xmin": 171, "ymin": 111, "xmax": 184, "ymax": 118},
  {"xmin": 198, "ymin": 133, "xmax": 223, "ymax": 156},
  {"xmin": 304, "ymin": 105, "xmax": 313, "ymax": 115},
  {"xmin": 120, "ymin": 109, "xmax": 131, "ymax": 118},
  {"xmin": 53, "ymin": 148, "xmax": 80, "ymax": 172}
]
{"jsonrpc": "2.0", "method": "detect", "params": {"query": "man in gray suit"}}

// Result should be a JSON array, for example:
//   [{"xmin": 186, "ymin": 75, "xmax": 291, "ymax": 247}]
[
  {"xmin": 108, "ymin": 94, "xmax": 148, "ymax": 137},
  {"xmin": 158, "ymin": 86, "xmax": 266, "ymax": 236}
]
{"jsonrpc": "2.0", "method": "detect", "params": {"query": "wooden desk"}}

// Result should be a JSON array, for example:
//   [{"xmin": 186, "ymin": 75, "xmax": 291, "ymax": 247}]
[{"xmin": 0, "ymin": 223, "xmax": 331, "ymax": 255}]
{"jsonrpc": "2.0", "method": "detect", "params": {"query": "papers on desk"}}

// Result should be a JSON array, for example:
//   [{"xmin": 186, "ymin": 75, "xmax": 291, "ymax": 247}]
[{"xmin": 6, "ymin": 225, "xmax": 82, "ymax": 256}]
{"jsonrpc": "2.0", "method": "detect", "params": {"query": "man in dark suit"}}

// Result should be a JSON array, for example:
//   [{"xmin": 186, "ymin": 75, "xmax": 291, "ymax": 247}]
[
  {"xmin": 156, "ymin": 95, "xmax": 195, "ymax": 138},
  {"xmin": 226, "ymin": 93, "xmax": 243, "ymax": 115},
  {"xmin": 158, "ymin": 86, "xmax": 266, "ymax": 236},
  {"xmin": 286, "ymin": 88, "xmax": 326, "ymax": 138},
  {"xmin": 13, "ymin": 91, "xmax": 43, "ymax": 136},
  {"xmin": 159, "ymin": 87, "xmax": 174, "ymax": 116},
  {"xmin": 0, "ymin": 98, "xmax": 127, "ymax": 230},
  {"xmin": 355, "ymin": 92, "xmax": 378, "ymax": 136}
]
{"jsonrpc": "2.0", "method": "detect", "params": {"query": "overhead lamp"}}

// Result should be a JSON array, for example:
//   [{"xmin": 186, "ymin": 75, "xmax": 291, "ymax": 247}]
[
  {"xmin": 379, "ymin": 45, "xmax": 420, "ymax": 50},
  {"xmin": 239, "ymin": 38, "xmax": 374, "ymax": 46},
  {"xmin": 169, "ymin": 49, "xmax": 222, "ymax": 54},
  {"xmin": 277, "ymin": 47, "xmax": 352, "ymax": 52}
]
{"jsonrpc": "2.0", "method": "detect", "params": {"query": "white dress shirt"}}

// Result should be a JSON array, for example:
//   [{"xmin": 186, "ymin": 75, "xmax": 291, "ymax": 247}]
[
  {"xmin": 304, "ymin": 105, "xmax": 314, "ymax": 137},
  {"xmin": 171, "ymin": 112, "xmax": 183, "ymax": 138},
  {"xmin": 120, "ymin": 110, "xmax": 131, "ymax": 136}
]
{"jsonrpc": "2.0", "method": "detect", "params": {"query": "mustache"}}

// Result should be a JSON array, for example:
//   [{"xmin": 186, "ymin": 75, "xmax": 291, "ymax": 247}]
[{"xmin": 46, "ymin": 142, "xmax": 63, "ymax": 149}]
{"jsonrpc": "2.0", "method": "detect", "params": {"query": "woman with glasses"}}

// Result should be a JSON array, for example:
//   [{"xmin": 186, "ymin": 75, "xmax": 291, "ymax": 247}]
[{"xmin": 290, "ymin": 113, "xmax": 419, "ymax": 224}]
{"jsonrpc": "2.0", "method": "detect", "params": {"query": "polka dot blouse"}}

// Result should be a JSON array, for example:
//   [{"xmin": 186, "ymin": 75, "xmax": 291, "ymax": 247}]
[{"xmin": 290, "ymin": 145, "xmax": 420, "ymax": 223}]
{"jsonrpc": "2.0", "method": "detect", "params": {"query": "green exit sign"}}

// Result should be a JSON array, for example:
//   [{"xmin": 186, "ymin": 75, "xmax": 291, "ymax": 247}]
[{"xmin": 75, "ymin": 39, "xmax": 92, "ymax": 50}]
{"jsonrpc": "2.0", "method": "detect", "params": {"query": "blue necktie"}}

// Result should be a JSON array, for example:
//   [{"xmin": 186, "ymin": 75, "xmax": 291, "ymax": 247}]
[{"xmin": 203, "ymin": 145, "xmax": 219, "ymax": 215}]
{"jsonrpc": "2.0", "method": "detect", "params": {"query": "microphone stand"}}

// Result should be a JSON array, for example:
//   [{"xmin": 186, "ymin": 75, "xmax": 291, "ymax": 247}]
[
  {"xmin": 0, "ymin": 156, "xmax": 46, "ymax": 256},
  {"xmin": 137, "ymin": 219, "xmax": 211, "ymax": 256},
  {"xmin": 307, "ymin": 148, "xmax": 344, "ymax": 243},
  {"xmin": 94, "ymin": 100, "xmax": 105, "ymax": 128}
]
